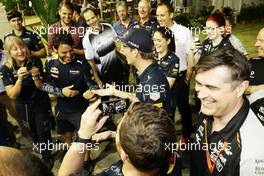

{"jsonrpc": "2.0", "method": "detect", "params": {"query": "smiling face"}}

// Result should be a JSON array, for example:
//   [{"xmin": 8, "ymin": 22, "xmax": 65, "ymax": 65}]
[
  {"xmin": 59, "ymin": 5, "xmax": 73, "ymax": 26},
  {"xmin": 205, "ymin": 20, "xmax": 223, "ymax": 41},
  {"xmin": 156, "ymin": 5, "xmax": 173, "ymax": 27},
  {"xmin": 83, "ymin": 10, "xmax": 100, "ymax": 31},
  {"xmin": 195, "ymin": 66, "xmax": 244, "ymax": 118},
  {"xmin": 9, "ymin": 43, "xmax": 27, "ymax": 63},
  {"xmin": 255, "ymin": 28, "xmax": 264, "ymax": 57},
  {"xmin": 117, "ymin": 5, "xmax": 129, "ymax": 21},
  {"xmin": 57, "ymin": 44, "xmax": 74, "ymax": 64},
  {"xmin": 153, "ymin": 31, "xmax": 169, "ymax": 55},
  {"xmin": 9, "ymin": 17, "xmax": 23, "ymax": 31},
  {"xmin": 138, "ymin": 0, "xmax": 151, "ymax": 20}
]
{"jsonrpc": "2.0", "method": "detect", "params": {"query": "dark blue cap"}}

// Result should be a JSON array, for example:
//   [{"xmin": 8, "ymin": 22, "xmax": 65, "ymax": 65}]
[{"xmin": 119, "ymin": 28, "xmax": 153, "ymax": 53}]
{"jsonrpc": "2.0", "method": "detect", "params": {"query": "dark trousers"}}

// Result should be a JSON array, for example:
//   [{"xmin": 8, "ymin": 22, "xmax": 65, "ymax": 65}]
[
  {"xmin": 174, "ymin": 70, "xmax": 192, "ymax": 139},
  {"xmin": 16, "ymin": 95, "xmax": 52, "ymax": 158}
]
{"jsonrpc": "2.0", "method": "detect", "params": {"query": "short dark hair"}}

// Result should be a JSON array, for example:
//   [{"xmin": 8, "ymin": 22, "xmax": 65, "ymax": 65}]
[
  {"xmin": 6, "ymin": 9, "xmax": 22, "ymax": 21},
  {"xmin": 157, "ymin": 2, "xmax": 174, "ymax": 14},
  {"xmin": 81, "ymin": 7, "xmax": 99, "ymax": 18},
  {"xmin": 59, "ymin": 0, "xmax": 74, "ymax": 12},
  {"xmin": 195, "ymin": 47, "xmax": 251, "ymax": 82},
  {"xmin": 52, "ymin": 31, "xmax": 73, "ymax": 50},
  {"xmin": 154, "ymin": 27, "xmax": 175, "ymax": 52},
  {"xmin": 0, "ymin": 147, "xmax": 53, "ymax": 176},
  {"xmin": 119, "ymin": 102, "xmax": 177, "ymax": 173},
  {"xmin": 116, "ymin": 1, "xmax": 128, "ymax": 10}
]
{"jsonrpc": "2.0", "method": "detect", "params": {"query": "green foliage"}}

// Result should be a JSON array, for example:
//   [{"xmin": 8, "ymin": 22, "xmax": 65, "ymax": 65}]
[{"xmin": 238, "ymin": 3, "xmax": 264, "ymax": 23}]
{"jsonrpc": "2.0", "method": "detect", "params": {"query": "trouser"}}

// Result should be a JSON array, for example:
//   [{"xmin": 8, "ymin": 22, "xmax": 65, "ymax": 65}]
[
  {"xmin": 174, "ymin": 70, "xmax": 192, "ymax": 139},
  {"xmin": 15, "ymin": 95, "xmax": 52, "ymax": 158}
]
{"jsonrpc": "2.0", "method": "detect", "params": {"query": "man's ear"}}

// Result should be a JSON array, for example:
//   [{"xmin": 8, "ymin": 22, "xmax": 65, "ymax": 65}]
[
  {"xmin": 236, "ymin": 80, "xmax": 249, "ymax": 97},
  {"xmin": 170, "ymin": 12, "xmax": 173, "ymax": 19},
  {"xmin": 52, "ymin": 46, "xmax": 58, "ymax": 53},
  {"xmin": 119, "ymin": 145, "xmax": 129, "ymax": 161}
]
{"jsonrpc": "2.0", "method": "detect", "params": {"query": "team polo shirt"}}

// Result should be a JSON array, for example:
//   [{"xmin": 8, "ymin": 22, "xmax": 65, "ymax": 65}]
[
  {"xmin": 170, "ymin": 21, "xmax": 193, "ymax": 72},
  {"xmin": 5, "ymin": 27, "xmax": 44, "ymax": 52},
  {"xmin": 156, "ymin": 51, "xmax": 180, "ymax": 79},
  {"xmin": 199, "ymin": 37, "xmax": 233, "ymax": 59},
  {"xmin": 191, "ymin": 99, "xmax": 264, "ymax": 176},
  {"xmin": 0, "ymin": 57, "xmax": 47, "ymax": 103},
  {"xmin": 249, "ymin": 56, "xmax": 264, "ymax": 85},
  {"xmin": 134, "ymin": 17, "xmax": 158, "ymax": 36},
  {"xmin": 44, "ymin": 57, "xmax": 97, "ymax": 113},
  {"xmin": 113, "ymin": 17, "xmax": 138, "ymax": 37},
  {"xmin": 136, "ymin": 62, "xmax": 172, "ymax": 116}
]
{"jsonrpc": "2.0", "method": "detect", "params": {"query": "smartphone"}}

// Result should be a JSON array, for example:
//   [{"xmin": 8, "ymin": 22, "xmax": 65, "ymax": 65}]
[
  {"xmin": 26, "ymin": 61, "xmax": 33, "ymax": 71},
  {"xmin": 99, "ymin": 99, "xmax": 130, "ymax": 116}
]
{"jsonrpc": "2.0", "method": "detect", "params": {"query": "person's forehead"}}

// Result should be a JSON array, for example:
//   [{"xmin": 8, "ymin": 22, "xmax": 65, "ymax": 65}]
[
  {"xmin": 61, "ymin": 5, "xmax": 73, "ymax": 13},
  {"xmin": 117, "ymin": 5, "xmax": 127, "ymax": 10},
  {"xmin": 84, "ymin": 10, "xmax": 96, "ymax": 19},
  {"xmin": 157, "ymin": 5, "xmax": 169, "ymax": 13},
  {"xmin": 58, "ymin": 44, "xmax": 72, "ymax": 51},
  {"xmin": 196, "ymin": 66, "xmax": 232, "ymax": 85},
  {"xmin": 257, "ymin": 29, "xmax": 264, "ymax": 40},
  {"xmin": 138, "ymin": 1, "xmax": 149, "ymax": 8},
  {"xmin": 206, "ymin": 20, "xmax": 218, "ymax": 27},
  {"xmin": 10, "ymin": 17, "xmax": 21, "ymax": 21}
]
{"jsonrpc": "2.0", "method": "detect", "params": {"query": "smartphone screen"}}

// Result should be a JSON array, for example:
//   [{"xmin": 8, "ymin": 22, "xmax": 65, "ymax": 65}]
[{"xmin": 99, "ymin": 99, "xmax": 130, "ymax": 116}]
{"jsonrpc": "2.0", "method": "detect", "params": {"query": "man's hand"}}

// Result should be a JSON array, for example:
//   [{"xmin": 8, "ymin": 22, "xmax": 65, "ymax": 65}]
[
  {"xmin": 30, "ymin": 66, "xmax": 40, "ymax": 78},
  {"xmin": 62, "ymin": 85, "xmax": 79, "ymax": 97},
  {"xmin": 78, "ymin": 99, "xmax": 109, "ymax": 139},
  {"xmin": 83, "ymin": 90, "xmax": 95, "ymax": 100},
  {"xmin": 91, "ymin": 83, "xmax": 116, "ymax": 96}
]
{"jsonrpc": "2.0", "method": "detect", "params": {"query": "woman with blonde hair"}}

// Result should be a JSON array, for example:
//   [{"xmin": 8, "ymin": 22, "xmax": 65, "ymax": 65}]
[{"xmin": 0, "ymin": 35, "xmax": 53, "ymax": 169}]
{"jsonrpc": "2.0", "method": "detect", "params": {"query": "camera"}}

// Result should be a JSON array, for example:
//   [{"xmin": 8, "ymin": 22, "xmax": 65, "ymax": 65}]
[{"xmin": 99, "ymin": 99, "xmax": 130, "ymax": 116}]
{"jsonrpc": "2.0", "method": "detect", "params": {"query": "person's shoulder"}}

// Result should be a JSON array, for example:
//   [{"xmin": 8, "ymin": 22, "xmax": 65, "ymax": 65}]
[
  {"xmin": 167, "ymin": 51, "xmax": 180, "ymax": 61},
  {"xmin": 49, "ymin": 21, "xmax": 60, "ymax": 28},
  {"xmin": 172, "ymin": 21, "xmax": 191, "ymax": 32},
  {"xmin": 95, "ymin": 160, "xmax": 123, "ymax": 176}
]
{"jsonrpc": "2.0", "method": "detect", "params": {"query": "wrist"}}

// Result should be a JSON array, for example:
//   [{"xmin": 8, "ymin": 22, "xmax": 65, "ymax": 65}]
[
  {"xmin": 77, "ymin": 130, "xmax": 92, "ymax": 140},
  {"xmin": 16, "ymin": 79, "xmax": 23, "ymax": 85}
]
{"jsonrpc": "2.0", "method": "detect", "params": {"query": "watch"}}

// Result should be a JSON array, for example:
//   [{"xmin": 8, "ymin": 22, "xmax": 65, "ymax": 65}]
[{"xmin": 72, "ymin": 131, "xmax": 92, "ymax": 144}]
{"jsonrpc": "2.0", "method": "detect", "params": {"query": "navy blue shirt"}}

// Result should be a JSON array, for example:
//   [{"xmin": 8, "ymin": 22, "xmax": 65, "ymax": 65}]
[
  {"xmin": 113, "ymin": 17, "xmax": 138, "ymax": 37},
  {"xmin": 134, "ymin": 17, "xmax": 158, "ymax": 36},
  {"xmin": 43, "ymin": 56, "xmax": 97, "ymax": 113},
  {"xmin": 136, "ymin": 62, "xmax": 172, "ymax": 117},
  {"xmin": 0, "ymin": 57, "xmax": 48, "ymax": 103},
  {"xmin": 249, "ymin": 56, "xmax": 264, "ymax": 85}
]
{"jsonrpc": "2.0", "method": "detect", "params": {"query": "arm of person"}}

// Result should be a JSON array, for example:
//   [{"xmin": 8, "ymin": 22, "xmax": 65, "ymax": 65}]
[
  {"xmin": 5, "ymin": 66, "xmax": 28, "ymax": 100},
  {"xmin": 246, "ymin": 84, "xmax": 264, "ymax": 94},
  {"xmin": 59, "ymin": 99, "xmax": 109, "ymax": 176},
  {"xmin": 91, "ymin": 84, "xmax": 138, "ymax": 102},
  {"xmin": 167, "ymin": 77, "xmax": 176, "ymax": 88},
  {"xmin": 73, "ymin": 48, "xmax": 84, "ymax": 56},
  {"xmin": 31, "ymin": 48, "xmax": 46, "ymax": 58},
  {"xmin": 87, "ymin": 60, "xmax": 103, "ymax": 88}
]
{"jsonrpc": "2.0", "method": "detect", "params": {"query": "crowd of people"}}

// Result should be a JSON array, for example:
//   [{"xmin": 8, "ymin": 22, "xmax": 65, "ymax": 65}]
[{"xmin": 0, "ymin": 0, "xmax": 263, "ymax": 176}]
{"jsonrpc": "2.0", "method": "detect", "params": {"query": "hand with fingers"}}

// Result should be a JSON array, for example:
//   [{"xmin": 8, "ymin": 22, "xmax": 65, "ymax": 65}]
[
  {"xmin": 30, "ymin": 66, "xmax": 40, "ymax": 79},
  {"xmin": 62, "ymin": 85, "xmax": 79, "ymax": 97},
  {"xmin": 17, "ymin": 67, "xmax": 28, "ymax": 81},
  {"xmin": 91, "ymin": 83, "xmax": 116, "ymax": 97},
  {"xmin": 78, "ymin": 99, "xmax": 110, "ymax": 139}
]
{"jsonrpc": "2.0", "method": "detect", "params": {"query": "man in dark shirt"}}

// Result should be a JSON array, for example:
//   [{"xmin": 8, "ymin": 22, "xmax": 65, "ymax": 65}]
[
  {"xmin": 136, "ymin": 0, "xmax": 158, "ymax": 36},
  {"xmin": 113, "ymin": 1, "xmax": 138, "ymax": 37},
  {"xmin": 59, "ymin": 101, "xmax": 181, "ymax": 176},
  {"xmin": 92, "ymin": 28, "xmax": 173, "ymax": 117},
  {"xmin": 5, "ymin": 9, "xmax": 46, "ymax": 58},
  {"xmin": 42, "ymin": 33, "xmax": 97, "ymax": 145}
]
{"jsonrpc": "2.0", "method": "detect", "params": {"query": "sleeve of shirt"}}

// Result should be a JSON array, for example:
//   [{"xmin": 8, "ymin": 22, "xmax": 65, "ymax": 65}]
[
  {"xmin": 138, "ymin": 80, "xmax": 167, "ymax": 108},
  {"xmin": 0, "ymin": 65, "xmax": 14, "ymax": 86},
  {"xmin": 41, "ymin": 60, "xmax": 64, "ymax": 97},
  {"xmin": 167, "ymin": 56, "xmax": 180, "ymax": 78},
  {"xmin": 229, "ymin": 35, "xmax": 248, "ymax": 56},
  {"xmin": 81, "ymin": 61, "xmax": 99, "ymax": 90},
  {"xmin": 31, "ymin": 32, "xmax": 45, "ymax": 51},
  {"xmin": 83, "ymin": 33, "xmax": 95, "ymax": 61}
]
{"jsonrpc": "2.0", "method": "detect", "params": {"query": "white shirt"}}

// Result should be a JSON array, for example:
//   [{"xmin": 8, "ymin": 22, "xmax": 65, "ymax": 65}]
[{"xmin": 170, "ymin": 21, "xmax": 193, "ymax": 72}]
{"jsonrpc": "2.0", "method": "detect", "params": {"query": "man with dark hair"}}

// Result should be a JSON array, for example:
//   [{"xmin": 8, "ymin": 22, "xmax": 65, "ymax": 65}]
[
  {"xmin": 5, "ymin": 9, "xmax": 46, "ymax": 58},
  {"xmin": 92, "ymin": 28, "xmax": 173, "ymax": 118},
  {"xmin": 0, "ymin": 146, "xmax": 54, "ymax": 176},
  {"xmin": 48, "ymin": 0, "xmax": 84, "ymax": 58},
  {"xmin": 42, "ymin": 32, "xmax": 97, "ymax": 146},
  {"xmin": 156, "ymin": 2, "xmax": 193, "ymax": 142},
  {"xmin": 82, "ymin": 7, "xmax": 128, "ymax": 87},
  {"xmin": 191, "ymin": 47, "xmax": 264, "ymax": 176},
  {"xmin": 113, "ymin": 1, "xmax": 138, "ymax": 37},
  {"xmin": 59, "ymin": 100, "xmax": 181, "ymax": 176}
]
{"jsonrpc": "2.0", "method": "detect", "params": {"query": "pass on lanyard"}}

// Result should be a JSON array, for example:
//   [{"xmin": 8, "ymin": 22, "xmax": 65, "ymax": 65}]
[{"xmin": 204, "ymin": 119, "xmax": 228, "ymax": 175}]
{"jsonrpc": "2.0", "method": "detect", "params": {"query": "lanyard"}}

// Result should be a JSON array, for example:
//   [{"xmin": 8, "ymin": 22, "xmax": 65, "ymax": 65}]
[{"xmin": 204, "ymin": 119, "xmax": 228, "ymax": 175}]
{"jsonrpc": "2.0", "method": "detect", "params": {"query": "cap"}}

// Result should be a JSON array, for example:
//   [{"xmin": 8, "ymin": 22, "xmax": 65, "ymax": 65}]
[
  {"xmin": 119, "ymin": 28, "xmax": 153, "ymax": 53},
  {"xmin": 6, "ymin": 10, "xmax": 22, "ymax": 21}
]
